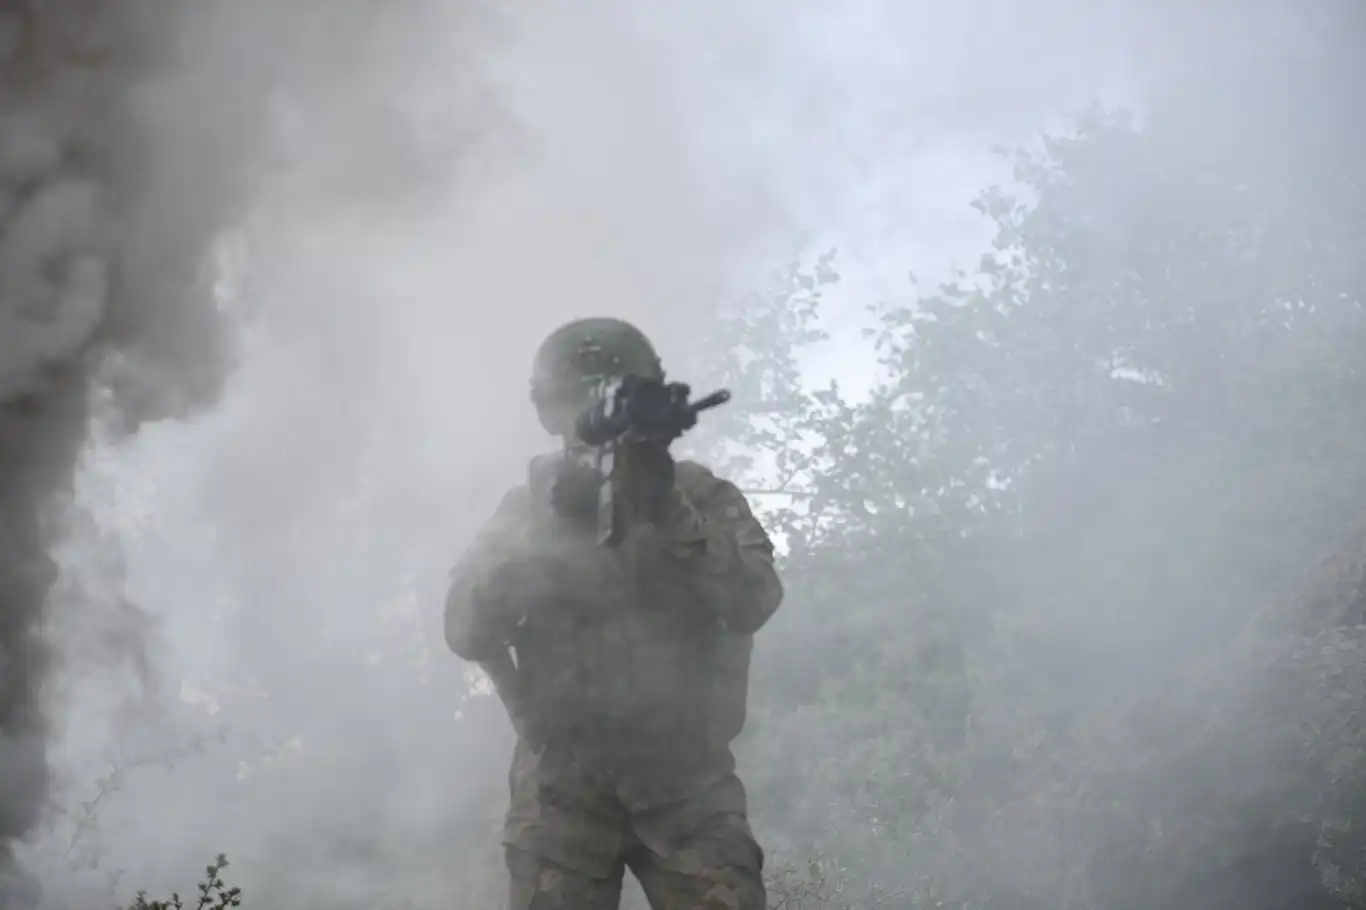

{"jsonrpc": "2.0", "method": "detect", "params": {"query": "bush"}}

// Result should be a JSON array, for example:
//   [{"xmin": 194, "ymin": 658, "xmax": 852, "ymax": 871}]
[{"xmin": 127, "ymin": 855, "xmax": 241, "ymax": 910}]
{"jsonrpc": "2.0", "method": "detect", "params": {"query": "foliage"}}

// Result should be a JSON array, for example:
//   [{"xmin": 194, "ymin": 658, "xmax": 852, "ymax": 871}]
[
  {"xmin": 701, "ymin": 25, "xmax": 1366, "ymax": 910},
  {"xmin": 127, "ymin": 855, "xmax": 241, "ymax": 910}
]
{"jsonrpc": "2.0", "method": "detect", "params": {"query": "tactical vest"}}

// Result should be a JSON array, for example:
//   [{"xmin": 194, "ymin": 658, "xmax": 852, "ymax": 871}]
[{"xmin": 505, "ymin": 462, "xmax": 752, "ymax": 760}]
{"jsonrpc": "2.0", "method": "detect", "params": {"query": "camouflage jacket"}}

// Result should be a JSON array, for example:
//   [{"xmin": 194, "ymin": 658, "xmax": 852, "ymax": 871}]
[{"xmin": 444, "ymin": 458, "xmax": 782, "ymax": 809}]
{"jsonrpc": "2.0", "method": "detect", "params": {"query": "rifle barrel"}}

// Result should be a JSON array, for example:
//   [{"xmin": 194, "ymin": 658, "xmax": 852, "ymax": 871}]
[{"xmin": 689, "ymin": 389, "xmax": 731, "ymax": 414}]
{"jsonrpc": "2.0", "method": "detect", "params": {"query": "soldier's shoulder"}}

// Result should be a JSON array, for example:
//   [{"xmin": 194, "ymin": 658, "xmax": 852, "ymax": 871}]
[
  {"xmin": 675, "ymin": 458, "xmax": 723, "ymax": 492},
  {"xmin": 676, "ymin": 460, "xmax": 750, "ymax": 511},
  {"xmin": 467, "ymin": 484, "xmax": 537, "ymax": 547},
  {"xmin": 490, "ymin": 483, "xmax": 536, "ymax": 523}
]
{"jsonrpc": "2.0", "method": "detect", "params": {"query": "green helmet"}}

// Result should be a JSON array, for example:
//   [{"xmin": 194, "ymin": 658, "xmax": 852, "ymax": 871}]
[{"xmin": 530, "ymin": 318, "xmax": 663, "ymax": 428}]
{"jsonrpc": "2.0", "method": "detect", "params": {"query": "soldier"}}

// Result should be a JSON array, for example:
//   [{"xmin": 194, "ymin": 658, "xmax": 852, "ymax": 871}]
[{"xmin": 444, "ymin": 317, "xmax": 783, "ymax": 910}]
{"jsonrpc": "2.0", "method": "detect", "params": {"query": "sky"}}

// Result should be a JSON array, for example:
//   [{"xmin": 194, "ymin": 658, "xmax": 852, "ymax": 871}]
[{"xmin": 2, "ymin": 0, "xmax": 1327, "ymax": 905}]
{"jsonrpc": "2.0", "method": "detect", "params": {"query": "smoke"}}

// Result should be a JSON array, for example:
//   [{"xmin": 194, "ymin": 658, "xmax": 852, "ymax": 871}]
[
  {"xmin": 4, "ymin": 0, "xmax": 1357, "ymax": 907},
  {"xmin": 0, "ymin": 3, "xmax": 278, "ymax": 903}
]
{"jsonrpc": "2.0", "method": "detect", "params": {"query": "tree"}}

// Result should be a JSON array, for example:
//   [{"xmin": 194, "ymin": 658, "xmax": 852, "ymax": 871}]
[{"xmin": 693, "ymin": 13, "xmax": 1366, "ymax": 908}]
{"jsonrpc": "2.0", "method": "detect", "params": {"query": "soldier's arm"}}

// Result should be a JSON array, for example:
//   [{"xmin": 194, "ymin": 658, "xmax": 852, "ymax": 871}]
[
  {"xmin": 444, "ymin": 487, "xmax": 533, "ymax": 662},
  {"xmin": 640, "ymin": 463, "xmax": 783, "ymax": 634}
]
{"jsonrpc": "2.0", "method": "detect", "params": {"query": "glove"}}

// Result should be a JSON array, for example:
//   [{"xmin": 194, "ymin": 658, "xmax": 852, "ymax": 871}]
[
  {"xmin": 551, "ymin": 460, "xmax": 604, "ymax": 523},
  {"xmin": 528, "ymin": 453, "xmax": 603, "ymax": 525}
]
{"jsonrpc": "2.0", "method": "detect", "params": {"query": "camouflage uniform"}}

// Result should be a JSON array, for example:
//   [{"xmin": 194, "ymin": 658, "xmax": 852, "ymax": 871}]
[{"xmin": 445, "ymin": 320, "xmax": 782, "ymax": 910}]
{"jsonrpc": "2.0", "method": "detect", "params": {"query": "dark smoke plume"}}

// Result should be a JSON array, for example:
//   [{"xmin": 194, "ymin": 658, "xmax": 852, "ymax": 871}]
[{"xmin": 0, "ymin": 3, "xmax": 275, "ymax": 902}]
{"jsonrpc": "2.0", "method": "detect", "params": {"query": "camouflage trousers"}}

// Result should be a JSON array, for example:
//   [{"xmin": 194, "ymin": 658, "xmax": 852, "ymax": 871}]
[{"xmin": 503, "ymin": 741, "xmax": 766, "ymax": 910}]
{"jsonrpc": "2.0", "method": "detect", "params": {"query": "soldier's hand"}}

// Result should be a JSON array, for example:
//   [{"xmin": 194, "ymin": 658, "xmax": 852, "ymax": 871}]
[
  {"xmin": 528, "ymin": 453, "xmax": 602, "ymax": 524},
  {"xmin": 550, "ymin": 460, "xmax": 603, "ymax": 522}
]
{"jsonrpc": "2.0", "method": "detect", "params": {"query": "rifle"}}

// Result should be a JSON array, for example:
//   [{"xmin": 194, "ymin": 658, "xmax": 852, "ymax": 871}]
[{"xmin": 573, "ymin": 375, "xmax": 730, "ymax": 547}]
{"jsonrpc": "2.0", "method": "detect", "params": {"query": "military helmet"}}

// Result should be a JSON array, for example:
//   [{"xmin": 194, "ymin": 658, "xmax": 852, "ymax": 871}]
[
  {"xmin": 530, "ymin": 317, "xmax": 663, "ymax": 403},
  {"xmin": 529, "ymin": 318, "xmax": 663, "ymax": 436}
]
